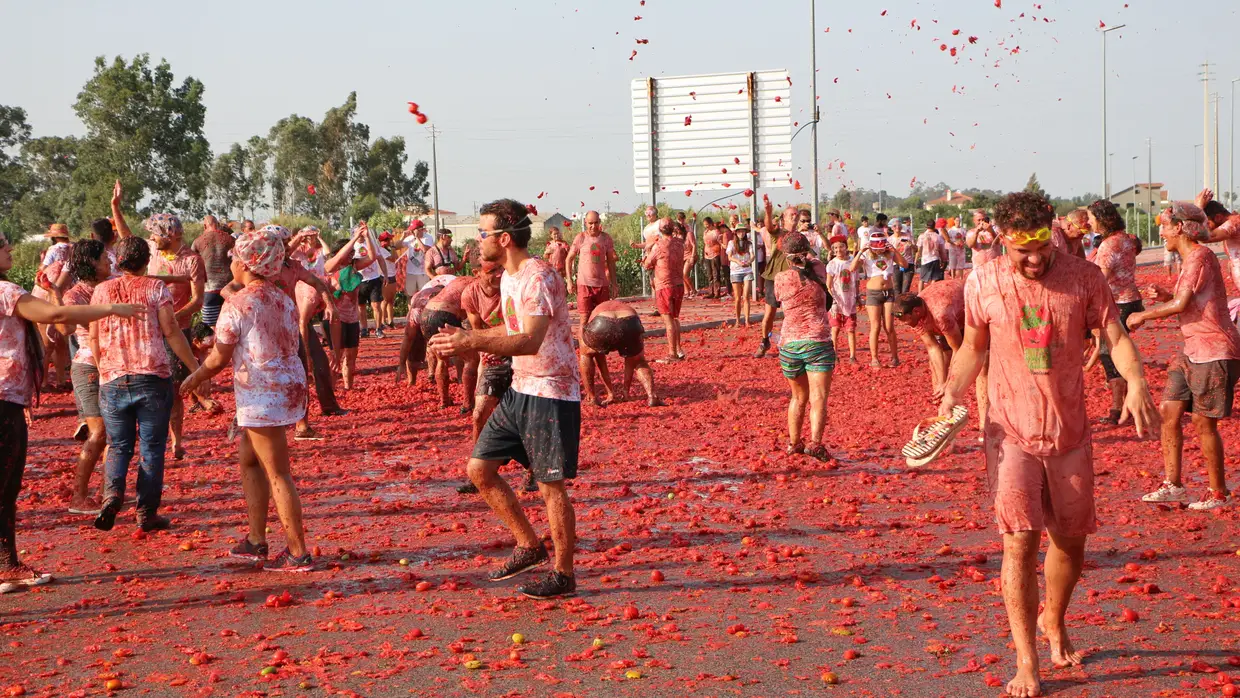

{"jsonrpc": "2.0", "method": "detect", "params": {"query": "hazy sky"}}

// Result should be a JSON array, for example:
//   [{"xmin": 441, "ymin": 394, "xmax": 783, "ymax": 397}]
[{"xmin": 3, "ymin": 0, "xmax": 1239, "ymax": 217}]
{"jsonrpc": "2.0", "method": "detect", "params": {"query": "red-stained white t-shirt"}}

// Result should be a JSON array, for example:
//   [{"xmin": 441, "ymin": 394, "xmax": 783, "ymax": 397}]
[
  {"xmin": 214, "ymin": 282, "xmax": 306, "ymax": 428},
  {"xmin": 569, "ymin": 232, "xmax": 615, "ymax": 289},
  {"xmin": 915, "ymin": 278, "xmax": 965, "ymax": 339},
  {"xmin": 462, "ymin": 280, "xmax": 504, "ymax": 366},
  {"xmin": 965, "ymin": 254, "xmax": 1119, "ymax": 456},
  {"xmin": 62, "ymin": 282, "xmax": 97, "ymax": 367},
  {"xmin": 544, "ymin": 241, "xmax": 570, "ymax": 273},
  {"xmin": 0, "ymin": 281, "xmax": 33, "ymax": 406},
  {"xmin": 147, "ymin": 242, "xmax": 206, "ymax": 330},
  {"xmin": 90, "ymin": 275, "xmax": 175, "ymax": 385},
  {"xmin": 1093, "ymin": 233, "xmax": 1141, "ymax": 304},
  {"xmin": 774, "ymin": 264, "xmax": 831, "ymax": 343},
  {"xmin": 1174, "ymin": 245, "xmax": 1240, "ymax": 364},
  {"xmin": 917, "ymin": 230, "xmax": 944, "ymax": 263},
  {"xmin": 825, "ymin": 257, "xmax": 861, "ymax": 316},
  {"xmin": 501, "ymin": 258, "xmax": 580, "ymax": 401}
]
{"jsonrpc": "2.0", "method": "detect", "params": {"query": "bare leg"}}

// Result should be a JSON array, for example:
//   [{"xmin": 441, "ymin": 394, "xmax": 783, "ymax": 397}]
[
  {"xmin": 592, "ymin": 353, "xmax": 616, "ymax": 404},
  {"xmin": 342, "ymin": 348, "xmax": 358, "ymax": 390},
  {"xmin": 670, "ymin": 318, "xmax": 682, "ymax": 357},
  {"xmin": 237, "ymin": 431, "xmax": 270, "ymax": 547},
  {"xmin": 578, "ymin": 352, "xmax": 598, "ymax": 405},
  {"xmin": 246, "ymin": 426, "xmax": 307, "ymax": 557},
  {"xmin": 786, "ymin": 375, "xmax": 808, "ymax": 448},
  {"xmin": 866, "ymin": 302, "xmax": 882, "ymax": 366},
  {"xmin": 628, "ymin": 356, "xmax": 661, "ymax": 405},
  {"xmin": 1160, "ymin": 400, "xmax": 1187, "ymax": 486},
  {"xmin": 169, "ymin": 396, "xmax": 186, "ymax": 459},
  {"xmin": 742, "ymin": 280, "xmax": 751, "ymax": 325},
  {"xmin": 1040, "ymin": 532, "xmax": 1086, "ymax": 668},
  {"xmin": 462, "ymin": 354, "xmax": 479, "ymax": 411},
  {"xmin": 435, "ymin": 354, "xmax": 452, "ymax": 407},
  {"xmin": 471, "ymin": 396, "xmax": 500, "ymax": 442},
  {"xmin": 977, "ymin": 358, "xmax": 990, "ymax": 432},
  {"xmin": 847, "ymin": 328, "xmax": 857, "ymax": 361},
  {"xmin": 1002, "ymin": 531, "xmax": 1042, "ymax": 697},
  {"xmin": 732, "ymin": 282, "xmax": 743, "ymax": 325},
  {"xmin": 807, "ymin": 371, "xmax": 833, "ymax": 445},
  {"xmin": 661, "ymin": 315, "xmax": 677, "ymax": 360},
  {"xmin": 538, "ymin": 481, "xmax": 576, "ymax": 575},
  {"xmin": 467, "ymin": 458, "xmax": 540, "ymax": 547},
  {"xmin": 71, "ymin": 417, "xmax": 107, "ymax": 510},
  {"xmin": 1192, "ymin": 414, "xmax": 1228, "ymax": 493},
  {"xmin": 883, "ymin": 301, "xmax": 899, "ymax": 365}
]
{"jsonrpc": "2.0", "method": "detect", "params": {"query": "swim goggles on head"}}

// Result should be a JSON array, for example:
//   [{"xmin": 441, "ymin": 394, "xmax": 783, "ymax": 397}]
[{"xmin": 1002, "ymin": 227, "xmax": 1051, "ymax": 245}]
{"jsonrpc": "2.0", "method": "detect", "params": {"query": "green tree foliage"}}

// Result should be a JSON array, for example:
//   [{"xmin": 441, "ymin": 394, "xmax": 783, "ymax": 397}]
[
  {"xmin": 353, "ymin": 136, "xmax": 430, "ymax": 210},
  {"xmin": 1024, "ymin": 172, "xmax": 1046, "ymax": 198},
  {"xmin": 74, "ymin": 54, "xmax": 211, "ymax": 218}
]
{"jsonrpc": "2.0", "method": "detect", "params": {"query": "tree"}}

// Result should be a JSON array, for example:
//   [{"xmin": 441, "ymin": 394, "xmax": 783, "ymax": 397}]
[
  {"xmin": 208, "ymin": 143, "xmax": 248, "ymax": 219},
  {"xmin": 243, "ymin": 136, "xmax": 269, "ymax": 218},
  {"xmin": 267, "ymin": 114, "xmax": 321, "ymax": 216},
  {"xmin": 0, "ymin": 106, "xmax": 33, "ymax": 239},
  {"xmin": 1024, "ymin": 173, "xmax": 1046, "ymax": 198},
  {"xmin": 9, "ymin": 136, "xmax": 85, "ymax": 239},
  {"xmin": 353, "ymin": 136, "xmax": 430, "ymax": 210},
  {"xmin": 73, "ymin": 54, "xmax": 212, "ymax": 218},
  {"xmin": 317, "ymin": 92, "xmax": 369, "ymax": 222}
]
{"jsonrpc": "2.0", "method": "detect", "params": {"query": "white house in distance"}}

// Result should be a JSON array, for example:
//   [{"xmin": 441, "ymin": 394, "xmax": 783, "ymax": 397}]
[
  {"xmin": 1109, "ymin": 183, "xmax": 1167, "ymax": 214},
  {"xmin": 925, "ymin": 189, "xmax": 975, "ymax": 209}
]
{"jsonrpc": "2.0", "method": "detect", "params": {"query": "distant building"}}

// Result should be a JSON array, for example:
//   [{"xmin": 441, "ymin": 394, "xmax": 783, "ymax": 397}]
[
  {"xmin": 1109, "ymin": 183, "xmax": 1167, "ymax": 213},
  {"xmin": 543, "ymin": 213, "xmax": 573, "ymax": 232},
  {"xmin": 925, "ymin": 189, "xmax": 975, "ymax": 209}
]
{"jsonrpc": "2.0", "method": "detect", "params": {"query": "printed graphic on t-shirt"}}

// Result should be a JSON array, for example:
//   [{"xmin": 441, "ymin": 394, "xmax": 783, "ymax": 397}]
[
  {"xmin": 504, "ymin": 296, "xmax": 520, "ymax": 333},
  {"xmin": 1020, "ymin": 305, "xmax": 1052, "ymax": 373}
]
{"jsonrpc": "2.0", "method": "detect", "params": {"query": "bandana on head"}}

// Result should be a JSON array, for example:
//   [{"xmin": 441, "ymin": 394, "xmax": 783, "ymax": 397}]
[
  {"xmin": 1160, "ymin": 202, "xmax": 1209, "ymax": 242},
  {"xmin": 299, "ymin": 226, "xmax": 319, "ymax": 236},
  {"xmin": 143, "ymin": 213, "xmax": 183, "ymax": 238},
  {"xmin": 258, "ymin": 223, "xmax": 291, "ymax": 241},
  {"xmin": 234, "ymin": 231, "xmax": 285, "ymax": 278}
]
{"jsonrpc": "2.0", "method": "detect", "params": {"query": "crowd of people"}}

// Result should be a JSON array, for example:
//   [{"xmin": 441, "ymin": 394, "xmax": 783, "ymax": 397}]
[{"xmin": 2, "ymin": 181, "xmax": 1239, "ymax": 697}]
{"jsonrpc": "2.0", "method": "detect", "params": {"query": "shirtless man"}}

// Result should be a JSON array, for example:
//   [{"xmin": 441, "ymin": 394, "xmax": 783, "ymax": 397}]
[
  {"xmin": 893, "ymin": 279, "xmax": 988, "ymax": 433},
  {"xmin": 192, "ymin": 215, "xmax": 235, "ymax": 329},
  {"xmin": 421, "ymin": 273, "xmax": 478, "ymax": 410},
  {"xmin": 939, "ymin": 192, "xmax": 1158, "ymax": 698},
  {"xmin": 395, "ymin": 275, "xmax": 454, "ymax": 388},
  {"xmin": 565, "ymin": 211, "xmax": 618, "ymax": 336},
  {"xmin": 580, "ymin": 300, "xmax": 662, "ymax": 407}
]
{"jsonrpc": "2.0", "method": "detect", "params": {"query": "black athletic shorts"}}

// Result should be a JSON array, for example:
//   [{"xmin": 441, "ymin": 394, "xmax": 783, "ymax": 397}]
[
  {"xmin": 341, "ymin": 321, "xmax": 361, "ymax": 349},
  {"xmin": 164, "ymin": 328, "xmax": 194, "ymax": 383},
  {"xmin": 476, "ymin": 359, "xmax": 514, "ymax": 398},
  {"xmin": 472, "ymin": 389, "xmax": 581, "ymax": 483},
  {"xmin": 1101, "ymin": 300, "xmax": 1145, "ymax": 381},
  {"xmin": 763, "ymin": 277, "xmax": 780, "ymax": 309},
  {"xmin": 583, "ymin": 314, "xmax": 644, "ymax": 358},
  {"xmin": 420, "ymin": 308, "xmax": 463, "ymax": 339},
  {"xmin": 361, "ymin": 277, "xmax": 384, "ymax": 304}
]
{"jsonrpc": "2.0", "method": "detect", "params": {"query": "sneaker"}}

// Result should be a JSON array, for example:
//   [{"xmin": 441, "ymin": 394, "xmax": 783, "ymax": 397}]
[
  {"xmin": 94, "ymin": 497, "xmax": 121, "ymax": 531},
  {"xmin": 0, "ymin": 565, "xmax": 53, "ymax": 594},
  {"xmin": 73, "ymin": 422, "xmax": 89, "ymax": 442},
  {"xmin": 753, "ymin": 340, "xmax": 770, "ymax": 359},
  {"xmin": 229, "ymin": 538, "xmax": 270, "ymax": 561},
  {"xmin": 456, "ymin": 481, "xmax": 479, "ymax": 495},
  {"xmin": 68, "ymin": 498, "xmax": 102, "ymax": 516},
  {"xmin": 376, "ymin": 329, "xmax": 386, "ymax": 339},
  {"xmin": 1188, "ymin": 491, "xmax": 1233, "ymax": 511},
  {"xmin": 137, "ymin": 511, "xmax": 171, "ymax": 532},
  {"xmin": 1141, "ymin": 482, "xmax": 1189, "ymax": 504},
  {"xmin": 805, "ymin": 444, "xmax": 832, "ymax": 462},
  {"xmin": 488, "ymin": 544, "xmax": 549, "ymax": 582},
  {"xmin": 517, "ymin": 570, "xmax": 576, "ymax": 599},
  {"xmin": 263, "ymin": 548, "xmax": 315, "ymax": 573}
]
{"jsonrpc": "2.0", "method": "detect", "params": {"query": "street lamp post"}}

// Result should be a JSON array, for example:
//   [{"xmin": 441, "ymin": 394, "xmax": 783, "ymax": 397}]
[
  {"xmin": 1101, "ymin": 24, "xmax": 1126, "ymax": 199},
  {"xmin": 878, "ymin": 172, "xmax": 883, "ymax": 212},
  {"xmin": 1232, "ymin": 78, "xmax": 1239, "ymax": 208},
  {"xmin": 1195, "ymin": 143, "xmax": 1204, "ymax": 194},
  {"xmin": 809, "ymin": 0, "xmax": 820, "ymax": 227}
]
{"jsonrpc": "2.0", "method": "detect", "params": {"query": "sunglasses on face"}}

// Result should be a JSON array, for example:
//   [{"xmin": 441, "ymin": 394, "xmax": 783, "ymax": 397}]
[{"xmin": 1003, "ymin": 227, "xmax": 1052, "ymax": 245}]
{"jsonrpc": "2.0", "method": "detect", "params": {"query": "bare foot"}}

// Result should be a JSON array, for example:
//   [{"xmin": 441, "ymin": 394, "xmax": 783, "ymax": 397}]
[
  {"xmin": 1006, "ymin": 665, "xmax": 1041, "ymax": 697},
  {"xmin": 173, "ymin": 445, "xmax": 187, "ymax": 461},
  {"xmin": 647, "ymin": 396, "xmax": 666, "ymax": 407},
  {"xmin": 1038, "ymin": 614, "xmax": 1084, "ymax": 667}
]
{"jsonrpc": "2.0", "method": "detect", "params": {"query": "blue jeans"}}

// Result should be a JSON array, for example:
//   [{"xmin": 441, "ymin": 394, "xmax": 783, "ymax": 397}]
[{"xmin": 99, "ymin": 374, "xmax": 173, "ymax": 514}]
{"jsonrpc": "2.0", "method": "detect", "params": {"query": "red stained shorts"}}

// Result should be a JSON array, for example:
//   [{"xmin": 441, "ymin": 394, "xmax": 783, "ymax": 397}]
[
  {"xmin": 829, "ymin": 312, "xmax": 856, "ymax": 330},
  {"xmin": 986, "ymin": 433, "xmax": 1096, "ymax": 538},
  {"xmin": 655, "ymin": 285, "xmax": 684, "ymax": 318},
  {"xmin": 578, "ymin": 284, "xmax": 611, "ymax": 321}
]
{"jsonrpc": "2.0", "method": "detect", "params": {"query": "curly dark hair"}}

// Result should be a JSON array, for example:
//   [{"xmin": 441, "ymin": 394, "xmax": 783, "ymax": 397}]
[
  {"xmin": 70, "ymin": 239, "xmax": 107, "ymax": 283},
  {"xmin": 994, "ymin": 192, "xmax": 1055, "ymax": 233},
  {"xmin": 1087, "ymin": 199, "xmax": 1125, "ymax": 235},
  {"xmin": 779, "ymin": 231, "xmax": 811, "ymax": 255},
  {"xmin": 479, "ymin": 198, "xmax": 532, "ymax": 248},
  {"xmin": 115, "ymin": 236, "xmax": 151, "ymax": 273},
  {"xmin": 893, "ymin": 292, "xmax": 925, "ymax": 318}
]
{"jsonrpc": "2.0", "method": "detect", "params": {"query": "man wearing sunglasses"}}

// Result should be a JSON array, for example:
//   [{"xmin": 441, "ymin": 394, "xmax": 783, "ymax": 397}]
[
  {"xmin": 938, "ymin": 191, "xmax": 1158, "ymax": 698},
  {"xmin": 429, "ymin": 199, "xmax": 581, "ymax": 599}
]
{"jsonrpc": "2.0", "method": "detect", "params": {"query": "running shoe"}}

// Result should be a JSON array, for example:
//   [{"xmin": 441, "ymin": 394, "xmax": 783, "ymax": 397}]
[
  {"xmin": 805, "ymin": 444, "xmax": 832, "ymax": 462},
  {"xmin": 94, "ymin": 497, "xmax": 122, "ymax": 531},
  {"xmin": 1141, "ymin": 482, "xmax": 1189, "ymax": 504},
  {"xmin": 517, "ymin": 570, "xmax": 576, "ymax": 599},
  {"xmin": 1188, "ymin": 491, "xmax": 1233, "ymax": 511},
  {"xmin": 137, "ymin": 511, "xmax": 171, "ymax": 532},
  {"xmin": 263, "ymin": 548, "xmax": 315, "ymax": 573},
  {"xmin": 229, "ymin": 539, "xmax": 269, "ymax": 561},
  {"xmin": 456, "ymin": 481, "xmax": 479, "ymax": 495},
  {"xmin": 376, "ymin": 329, "xmax": 386, "ymax": 339},
  {"xmin": 0, "ymin": 565, "xmax": 53, "ymax": 594},
  {"xmin": 488, "ymin": 544, "xmax": 549, "ymax": 581},
  {"xmin": 68, "ymin": 498, "xmax": 102, "ymax": 516},
  {"xmin": 753, "ymin": 340, "xmax": 770, "ymax": 358}
]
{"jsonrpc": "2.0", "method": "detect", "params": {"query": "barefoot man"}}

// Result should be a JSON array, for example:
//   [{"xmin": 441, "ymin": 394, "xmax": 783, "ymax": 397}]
[
  {"xmin": 937, "ymin": 192, "xmax": 1158, "ymax": 697},
  {"xmin": 429, "ymin": 198, "xmax": 581, "ymax": 599},
  {"xmin": 580, "ymin": 300, "xmax": 662, "ymax": 407}
]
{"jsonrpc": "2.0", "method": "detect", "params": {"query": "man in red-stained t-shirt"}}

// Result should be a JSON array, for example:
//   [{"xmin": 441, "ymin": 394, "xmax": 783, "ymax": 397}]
[
  {"xmin": 543, "ymin": 228, "xmax": 570, "ymax": 280},
  {"xmin": 643, "ymin": 218, "xmax": 685, "ymax": 362},
  {"xmin": 1131, "ymin": 201, "xmax": 1240, "ymax": 512},
  {"xmin": 565, "ymin": 211, "xmax": 618, "ymax": 336},
  {"xmin": 940, "ymin": 191, "xmax": 1158, "ymax": 698}
]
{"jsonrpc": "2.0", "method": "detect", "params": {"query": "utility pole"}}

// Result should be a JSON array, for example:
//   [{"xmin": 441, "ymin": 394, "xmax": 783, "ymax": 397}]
[
  {"xmin": 878, "ymin": 172, "xmax": 883, "ymax": 212},
  {"xmin": 1233, "ymin": 78, "xmax": 1240, "ymax": 208},
  {"xmin": 426, "ymin": 125, "xmax": 442, "ymax": 233},
  {"xmin": 1101, "ymin": 24, "xmax": 1126, "ymax": 198},
  {"xmin": 1146, "ymin": 137, "xmax": 1153, "ymax": 245},
  {"xmin": 1201, "ymin": 62, "xmax": 1212, "ymax": 193},
  {"xmin": 1214, "ymin": 93, "xmax": 1221, "ymax": 193},
  {"xmin": 809, "ymin": 0, "xmax": 820, "ymax": 227}
]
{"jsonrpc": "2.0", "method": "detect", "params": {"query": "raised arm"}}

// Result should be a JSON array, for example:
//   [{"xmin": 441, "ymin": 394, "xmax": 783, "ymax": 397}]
[
  {"xmin": 111, "ymin": 180, "xmax": 133, "ymax": 239},
  {"xmin": 16, "ymin": 294, "xmax": 145, "ymax": 326}
]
